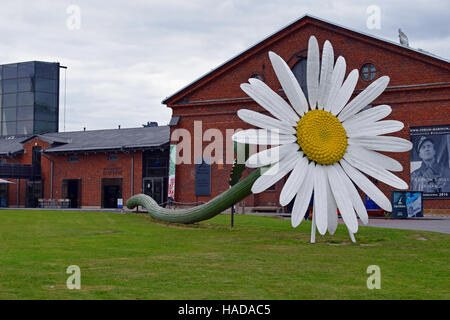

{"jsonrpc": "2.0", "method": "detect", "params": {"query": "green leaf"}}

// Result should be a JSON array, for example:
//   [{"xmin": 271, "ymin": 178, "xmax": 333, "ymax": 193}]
[{"xmin": 229, "ymin": 142, "xmax": 251, "ymax": 186}]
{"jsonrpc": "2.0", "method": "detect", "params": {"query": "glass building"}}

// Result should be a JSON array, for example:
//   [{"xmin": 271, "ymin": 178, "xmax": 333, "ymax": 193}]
[{"xmin": 0, "ymin": 61, "xmax": 59, "ymax": 137}]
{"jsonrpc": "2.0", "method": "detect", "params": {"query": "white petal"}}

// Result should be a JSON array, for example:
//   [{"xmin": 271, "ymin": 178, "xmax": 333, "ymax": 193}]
[
  {"xmin": 249, "ymin": 78, "xmax": 300, "ymax": 124},
  {"xmin": 346, "ymin": 120, "xmax": 404, "ymax": 137},
  {"xmin": 348, "ymin": 136, "xmax": 413, "ymax": 152},
  {"xmin": 237, "ymin": 109, "xmax": 296, "ymax": 135},
  {"xmin": 313, "ymin": 164, "xmax": 328, "ymax": 235},
  {"xmin": 246, "ymin": 143, "xmax": 298, "ymax": 168},
  {"xmin": 335, "ymin": 163, "xmax": 369, "ymax": 224},
  {"xmin": 343, "ymin": 150, "xmax": 408, "ymax": 190},
  {"xmin": 240, "ymin": 83, "xmax": 298, "ymax": 127},
  {"xmin": 291, "ymin": 162, "xmax": 315, "ymax": 227},
  {"xmin": 317, "ymin": 40, "xmax": 334, "ymax": 109},
  {"xmin": 327, "ymin": 164, "xmax": 358, "ymax": 233},
  {"xmin": 306, "ymin": 36, "xmax": 320, "ymax": 109},
  {"xmin": 232, "ymin": 129, "xmax": 296, "ymax": 145},
  {"xmin": 330, "ymin": 69, "xmax": 359, "ymax": 115},
  {"xmin": 251, "ymin": 151, "xmax": 299, "ymax": 194},
  {"xmin": 279, "ymin": 155, "xmax": 308, "ymax": 206},
  {"xmin": 342, "ymin": 105, "xmax": 392, "ymax": 132},
  {"xmin": 338, "ymin": 76, "xmax": 390, "ymax": 122},
  {"xmin": 325, "ymin": 175, "xmax": 338, "ymax": 235},
  {"xmin": 325, "ymin": 56, "xmax": 346, "ymax": 113},
  {"xmin": 268, "ymin": 51, "xmax": 309, "ymax": 116},
  {"xmin": 340, "ymin": 159, "xmax": 392, "ymax": 212},
  {"xmin": 347, "ymin": 145, "xmax": 403, "ymax": 172}
]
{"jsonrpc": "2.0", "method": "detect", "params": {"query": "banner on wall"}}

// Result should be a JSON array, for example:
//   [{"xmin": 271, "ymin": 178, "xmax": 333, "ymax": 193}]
[
  {"xmin": 391, "ymin": 191, "xmax": 423, "ymax": 218},
  {"xmin": 168, "ymin": 144, "xmax": 176, "ymax": 200},
  {"xmin": 410, "ymin": 125, "xmax": 450, "ymax": 199}
]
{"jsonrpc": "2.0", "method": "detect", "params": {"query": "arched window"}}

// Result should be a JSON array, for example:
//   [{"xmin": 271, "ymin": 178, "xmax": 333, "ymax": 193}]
[
  {"xmin": 291, "ymin": 59, "xmax": 308, "ymax": 99},
  {"xmin": 361, "ymin": 63, "xmax": 376, "ymax": 81}
]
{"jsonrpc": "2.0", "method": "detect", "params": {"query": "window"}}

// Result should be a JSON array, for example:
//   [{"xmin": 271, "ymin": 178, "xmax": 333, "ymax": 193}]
[
  {"xmin": 16, "ymin": 121, "xmax": 33, "ymax": 135},
  {"xmin": 68, "ymin": 155, "xmax": 78, "ymax": 162},
  {"xmin": 35, "ymin": 62, "xmax": 58, "ymax": 79},
  {"xmin": 108, "ymin": 154, "xmax": 118, "ymax": 161},
  {"xmin": 34, "ymin": 121, "xmax": 57, "ymax": 134},
  {"xmin": 18, "ymin": 78, "xmax": 33, "ymax": 92},
  {"xmin": 2, "ymin": 121, "xmax": 16, "ymax": 136},
  {"xmin": 3, "ymin": 79, "xmax": 17, "ymax": 93},
  {"xmin": 35, "ymin": 104, "xmax": 57, "ymax": 121},
  {"xmin": 35, "ymin": 78, "xmax": 57, "ymax": 93},
  {"xmin": 361, "ymin": 63, "xmax": 376, "ymax": 81},
  {"xmin": 35, "ymin": 92, "xmax": 57, "ymax": 108},
  {"xmin": 18, "ymin": 62, "xmax": 34, "ymax": 78},
  {"xmin": 17, "ymin": 106, "xmax": 34, "ymax": 121},
  {"xmin": 3, "ymin": 93, "xmax": 17, "ymax": 107},
  {"xmin": 2, "ymin": 64, "xmax": 17, "ymax": 79},
  {"xmin": 18, "ymin": 92, "xmax": 34, "ymax": 106},
  {"xmin": 3, "ymin": 108, "xmax": 16, "ymax": 121},
  {"xmin": 292, "ymin": 59, "xmax": 308, "ymax": 99}
]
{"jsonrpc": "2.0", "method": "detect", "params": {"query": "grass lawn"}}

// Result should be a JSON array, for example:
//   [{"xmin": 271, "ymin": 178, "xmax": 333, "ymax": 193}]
[{"xmin": 0, "ymin": 209, "xmax": 448, "ymax": 300}]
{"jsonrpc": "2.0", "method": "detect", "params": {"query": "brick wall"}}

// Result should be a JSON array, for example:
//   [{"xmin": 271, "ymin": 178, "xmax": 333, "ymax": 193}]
[
  {"xmin": 3, "ymin": 138, "xmax": 144, "ymax": 208},
  {"xmin": 166, "ymin": 17, "xmax": 450, "ymax": 214}
]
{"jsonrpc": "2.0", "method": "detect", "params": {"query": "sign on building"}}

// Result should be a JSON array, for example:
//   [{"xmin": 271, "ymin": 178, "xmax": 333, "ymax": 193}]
[
  {"xmin": 410, "ymin": 125, "xmax": 450, "ymax": 199},
  {"xmin": 195, "ymin": 158, "xmax": 211, "ymax": 196}
]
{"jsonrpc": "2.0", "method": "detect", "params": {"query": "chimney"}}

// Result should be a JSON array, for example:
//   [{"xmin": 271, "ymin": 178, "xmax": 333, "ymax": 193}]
[{"xmin": 143, "ymin": 121, "xmax": 158, "ymax": 127}]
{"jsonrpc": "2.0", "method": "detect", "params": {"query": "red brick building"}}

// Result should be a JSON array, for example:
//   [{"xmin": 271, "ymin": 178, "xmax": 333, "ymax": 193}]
[
  {"xmin": 163, "ymin": 15, "xmax": 450, "ymax": 214},
  {"xmin": 0, "ymin": 126, "xmax": 170, "ymax": 208}
]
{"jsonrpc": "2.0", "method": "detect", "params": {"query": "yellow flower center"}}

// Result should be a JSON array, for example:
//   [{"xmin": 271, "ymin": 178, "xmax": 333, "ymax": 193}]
[{"xmin": 296, "ymin": 109, "xmax": 347, "ymax": 165}]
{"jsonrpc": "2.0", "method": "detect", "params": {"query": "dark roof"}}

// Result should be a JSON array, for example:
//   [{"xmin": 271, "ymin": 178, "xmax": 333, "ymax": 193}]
[
  {"xmin": 0, "ymin": 126, "xmax": 170, "ymax": 155},
  {"xmin": 0, "ymin": 137, "xmax": 25, "ymax": 156}
]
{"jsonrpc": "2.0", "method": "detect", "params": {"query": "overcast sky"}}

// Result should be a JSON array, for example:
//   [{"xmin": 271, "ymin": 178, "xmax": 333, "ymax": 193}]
[{"xmin": 1, "ymin": 0, "xmax": 448, "ymax": 132}]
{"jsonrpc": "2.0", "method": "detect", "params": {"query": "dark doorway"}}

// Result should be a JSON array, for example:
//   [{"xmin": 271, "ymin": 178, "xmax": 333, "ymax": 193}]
[
  {"xmin": 0, "ymin": 183, "xmax": 8, "ymax": 207},
  {"xmin": 62, "ymin": 179, "xmax": 81, "ymax": 208},
  {"xmin": 143, "ymin": 177, "xmax": 164, "ymax": 205},
  {"xmin": 102, "ymin": 178, "xmax": 122, "ymax": 208},
  {"xmin": 32, "ymin": 146, "xmax": 42, "ymax": 165},
  {"xmin": 142, "ymin": 146, "xmax": 169, "ymax": 206},
  {"xmin": 25, "ymin": 180, "xmax": 42, "ymax": 208}
]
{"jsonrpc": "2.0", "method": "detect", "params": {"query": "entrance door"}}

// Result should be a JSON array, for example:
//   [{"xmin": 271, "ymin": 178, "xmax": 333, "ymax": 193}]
[
  {"xmin": 143, "ymin": 177, "xmax": 163, "ymax": 205},
  {"xmin": 25, "ymin": 180, "xmax": 42, "ymax": 208},
  {"xmin": 62, "ymin": 179, "xmax": 81, "ymax": 208},
  {"xmin": 102, "ymin": 178, "xmax": 122, "ymax": 208}
]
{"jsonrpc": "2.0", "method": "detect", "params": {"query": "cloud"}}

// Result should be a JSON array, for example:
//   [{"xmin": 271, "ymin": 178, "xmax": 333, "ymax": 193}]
[{"xmin": 0, "ymin": 0, "xmax": 447, "ymax": 131}]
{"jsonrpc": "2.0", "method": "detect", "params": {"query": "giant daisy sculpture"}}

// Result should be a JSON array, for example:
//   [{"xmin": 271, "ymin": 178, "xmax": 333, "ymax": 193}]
[{"xmin": 232, "ymin": 36, "xmax": 413, "ymax": 243}]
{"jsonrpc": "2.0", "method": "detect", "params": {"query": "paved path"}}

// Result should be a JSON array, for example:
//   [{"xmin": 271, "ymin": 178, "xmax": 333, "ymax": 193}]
[
  {"xmin": 360, "ymin": 217, "xmax": 450, "ymax": 234},
  {"xmin": 249, "ymin": 212, "xmax": 450, "ymax": 234}
]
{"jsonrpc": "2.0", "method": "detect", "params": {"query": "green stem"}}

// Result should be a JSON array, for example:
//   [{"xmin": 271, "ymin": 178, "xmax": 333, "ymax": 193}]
[{"xmin": 126, "ymin": 168, "xmax": 262, "ymax": 224}]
